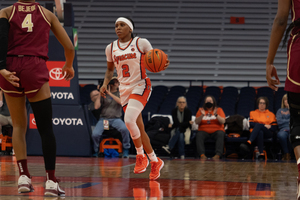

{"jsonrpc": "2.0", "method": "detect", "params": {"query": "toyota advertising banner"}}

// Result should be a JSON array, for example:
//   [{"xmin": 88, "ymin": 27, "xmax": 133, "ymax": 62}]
[
  {"xmin": 26, "ymin": 105, "xmax": 92, "ymax": 156},
  {"xmin": 48, "ymin": 27, "xmax": 80, "ymax": 105}
]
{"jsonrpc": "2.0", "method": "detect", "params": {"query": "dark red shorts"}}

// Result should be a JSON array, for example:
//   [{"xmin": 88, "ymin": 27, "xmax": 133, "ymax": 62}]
[
  {"xmin": 0, "ymin": 56, "xmax": 49, "ymax": 98},
  {"xmin": 285, "ymin": 34, "xmax": 300, "ymax": 93}
]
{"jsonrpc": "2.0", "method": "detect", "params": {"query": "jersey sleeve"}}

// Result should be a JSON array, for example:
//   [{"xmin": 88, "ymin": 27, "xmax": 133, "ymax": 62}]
[
  {"xmin": 137, "ymin": 38, "xmax": 153, "ymax": 53},
  {"xmin": 105, "ymin": 43, "xmax": 113, "ymax": 62}
]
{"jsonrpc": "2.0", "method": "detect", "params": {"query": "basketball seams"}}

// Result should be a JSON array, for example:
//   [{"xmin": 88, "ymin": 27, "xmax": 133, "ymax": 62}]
[
  {"xmin": 144, "ymin": 49, "xmax": 167, "ymax": 73},
  {"xmin": 145, "ymin": 51, "xmax": 154, "ymax": 72},
  {"xmin": 152, "ymin": 49, "xmax": 156, "ymax": 72},
  {"xmin": 158, "ymin": 50, "xmax": 163, "ymax": 72}
]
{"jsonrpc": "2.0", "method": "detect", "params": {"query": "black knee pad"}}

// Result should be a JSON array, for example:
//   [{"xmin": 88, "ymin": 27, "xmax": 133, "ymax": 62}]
[{"xmin": 289, "ymin": 105, "xmax": 300, "ymax": 148}]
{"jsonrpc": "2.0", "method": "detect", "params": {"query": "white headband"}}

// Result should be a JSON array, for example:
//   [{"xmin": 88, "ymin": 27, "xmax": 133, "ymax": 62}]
[{"xmin": 115, "ymin": 17, "xmax": 134, "ymax": 32}]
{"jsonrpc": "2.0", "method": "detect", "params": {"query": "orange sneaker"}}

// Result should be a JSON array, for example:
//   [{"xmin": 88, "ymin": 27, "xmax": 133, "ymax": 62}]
[
  {"xmin": 149, "ymin": 158, "xmax": 164, "ymax": 180},
  {"xmin": 134, "ymin": 154, "xmax": 149, "ymax": 174},
  {"xmin": 149, "ymin": 180, "xmax": 163, "ymax": 198},
  {"xmin": 133, "ymin": 187, "xmax": 147, "ymax": 200}
]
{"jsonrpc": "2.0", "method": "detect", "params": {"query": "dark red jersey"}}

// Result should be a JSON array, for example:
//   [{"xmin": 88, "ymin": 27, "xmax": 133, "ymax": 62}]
[
  {"xmin": 291, "ymin": 0, "xmax": 300, "ymax": 36},
  {"xmin": 7, "ymin": 2, "xmax": 51, "ymax": 59},
  {"xmin": 285, "ymin": 0, "xmax": 300, "ymax": 92}
]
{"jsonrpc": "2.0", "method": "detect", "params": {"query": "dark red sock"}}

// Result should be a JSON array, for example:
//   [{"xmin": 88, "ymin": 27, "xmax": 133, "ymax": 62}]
[
  {"xmin": 17, "ymin": 159, "xmax": 30, "ymax": 177},
  {"xmin": 297, "ymin": 163, "xmax": 300, "ymax": 178},
  {"xmin": 46, "ymin": 170, "xmax": 57, "ymax": 182}
]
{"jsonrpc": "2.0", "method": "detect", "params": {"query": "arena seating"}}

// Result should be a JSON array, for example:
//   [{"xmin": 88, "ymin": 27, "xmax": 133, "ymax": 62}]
[
  {"xmin": 80, "ymin": 85, "xmax": 285, "ymax": 120},
  {"xmin": 61, "ymin": 0, "xmax": 289, "ymax": 88}
]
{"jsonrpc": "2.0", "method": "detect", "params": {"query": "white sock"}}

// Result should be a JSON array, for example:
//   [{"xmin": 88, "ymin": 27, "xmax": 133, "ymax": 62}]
[
  {"xmin": 136, "ymin": 145, "xmax": 144, "ymax": 155},
  {"xmin": 148, "ymin": 151, "xmax": 158, "ymax": 162},
  {"xmin": 297, "ymin": 158, "xmax": 300, "ymax": 165}
]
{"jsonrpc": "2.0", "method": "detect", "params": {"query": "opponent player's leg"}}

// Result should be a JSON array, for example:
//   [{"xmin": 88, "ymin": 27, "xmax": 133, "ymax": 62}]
[
  {"xmin": 28, "ymin": 82, "xmax": 64, "ymax": 197},
  {"xmin": 5, "ymin": 93, "xmax": 33, "ymax": 193},
  {"xmin": 287, "ymin": 92, "xmax": 300, "ymax": 200}
]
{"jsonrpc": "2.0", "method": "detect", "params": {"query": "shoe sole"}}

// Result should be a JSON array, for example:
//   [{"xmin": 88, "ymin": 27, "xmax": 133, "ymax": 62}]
[
  {"xmin": 18, "ymin": 186, "xmax": 33, "ymax": 193},
  {"xmin": 45, "ymin": 191, "xmax": 65, "ymax": 197},
  {"xmin": 150, "ymin": 160, "xmax": 164, "ymax": 181},
  {"xmin": 134, "ymin": 159, "xmax": 149, "ymax": 174},
  {"xmin": 45, "ymin": 191, "xmax": 58, "ymax": 197}
]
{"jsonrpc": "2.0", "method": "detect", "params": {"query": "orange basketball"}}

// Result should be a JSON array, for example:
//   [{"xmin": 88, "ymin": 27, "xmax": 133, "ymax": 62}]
[{"xmin": 144, "ymin": 49, "xmax": 167, "ymax": 73}]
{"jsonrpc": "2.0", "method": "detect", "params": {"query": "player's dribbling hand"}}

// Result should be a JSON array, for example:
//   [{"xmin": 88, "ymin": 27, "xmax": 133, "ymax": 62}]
[
  {"xmin": 0, "ymin": 69, "xmax": 20, "ymax": 87},
  {"xmin": 266, "ymin": 64, "xmax": 280, "ymax": 91},
  {"xmin": 163, "ymin": 55, "xmax": 170, "ymax": 70},
  {"xmin": 99, "ymin": 85, "xmax": 107, "ymax": 98},
  {"xmin": 62, "ymin": 65, "xmax": 75, "ymax": 81}
]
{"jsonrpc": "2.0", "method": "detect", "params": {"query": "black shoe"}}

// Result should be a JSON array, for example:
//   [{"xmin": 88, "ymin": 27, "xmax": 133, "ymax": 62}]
[
  {"xmin": 258, "ymin": 155, "xmax": 265, "ymax": 161},
  {"xmin": 240, "ymin": 142, "xmax": 251, "ymax": 153}
]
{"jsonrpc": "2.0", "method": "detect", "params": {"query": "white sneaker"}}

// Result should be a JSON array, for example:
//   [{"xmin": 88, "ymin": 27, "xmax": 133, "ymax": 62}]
[
  {"xmin": 44, "ymin": 180, "xmax": 65, "ymax": 197},
  {"xmin": 18, "ymin": 175, "xmax": 34, "ymax": 193},
  {"xmin": 162, "ymin": 145, "xmax": 171, "ymax": 154}
]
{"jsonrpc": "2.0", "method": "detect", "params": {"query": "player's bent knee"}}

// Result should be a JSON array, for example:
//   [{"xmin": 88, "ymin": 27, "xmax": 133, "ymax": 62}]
[{"xmin": 125, "ymin": 120, "xmax": 140, "ymax": 139}]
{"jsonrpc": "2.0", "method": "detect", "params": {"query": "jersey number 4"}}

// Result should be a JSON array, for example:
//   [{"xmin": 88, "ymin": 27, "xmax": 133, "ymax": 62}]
[{"xmin": 22, "ymin": 14, "xmax": 34, "ymax": 32}]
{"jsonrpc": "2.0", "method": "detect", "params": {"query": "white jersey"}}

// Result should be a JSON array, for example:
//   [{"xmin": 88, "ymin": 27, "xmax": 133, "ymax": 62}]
[{"xmin": 106, "ymin": 37, "xmax": 152, "ymax": 85}]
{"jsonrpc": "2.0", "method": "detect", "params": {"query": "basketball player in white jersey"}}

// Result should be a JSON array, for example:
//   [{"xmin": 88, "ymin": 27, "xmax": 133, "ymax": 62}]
[{"xmin": 100, "ymin": 17, "xmax": 169, "ymax": 180}]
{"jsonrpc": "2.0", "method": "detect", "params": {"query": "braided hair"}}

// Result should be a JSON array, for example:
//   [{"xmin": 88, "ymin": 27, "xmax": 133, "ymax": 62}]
[{"xmin": 282, "ymin": 18, "xmax": 300, "ymax": 48}]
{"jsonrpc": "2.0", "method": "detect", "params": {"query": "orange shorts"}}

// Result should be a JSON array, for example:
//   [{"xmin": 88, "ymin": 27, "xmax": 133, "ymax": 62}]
[
  {"xmin": 120, "ymin": 78, "xmax": 152, "ymax": 111},
  {"xmin": 0, "ymin": 56, "xmax": 49, "ymax": 98}
]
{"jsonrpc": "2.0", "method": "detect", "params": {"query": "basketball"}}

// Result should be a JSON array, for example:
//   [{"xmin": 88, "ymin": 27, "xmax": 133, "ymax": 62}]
[{"xmin": 144, "ymin": 49, "xmax": 167, "ymax": 73}]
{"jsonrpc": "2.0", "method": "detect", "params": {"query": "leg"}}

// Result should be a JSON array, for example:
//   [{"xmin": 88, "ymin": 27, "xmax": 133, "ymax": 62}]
[
  {"xmin": 277, "ymin": 129, "xmax": 290, "ymax": 154},
  {"xmin": 4, "ymin": 94, "xmax": 27, "ymax": 161},
  {"xmin": 196, "ymin": 131, "xmax": 210, "ymax": 156},
  {"xmin": 256, "ymin": 130, "xmax": 265, "ymax": 154},
  {"xmin": 287, "ymin": 92, "xmax": 300, "ymax": 199},
  {"xmin": 28, "ymin": 83, "xmax": 56, "ymax": 172},
  {"xmin": 110, "ymin": 118, "xmax": 131, "ymax": 150},
  {"xmin": 178, "ymin": 132, "xmax": 185, "ymax": 157},
  {"xmin": 28, "ymin": 82, "xmax": 65, "ymax": 196},
  {"xmin": 136, "ymin": 113, "xmax": 154, "ymax": 154},
  {"xmin": 212, "ymin": 130, "xmax": 225, "ymax": 157},
  {"xmin": 124, "ymin": 99, "xmax": 150, "ymax": 173},
  {"xmin": 92, "ymin": 119, "xmax": 104, "ymax": 154},
  {"xmin": 168, "ymin": 128, "xmax": 181, "ymax": 150},
  {"xmin": 248, "ymin": 123, "xmax": 264, "ymax": 143},
  {"xmin": 4, "ymin": 93, "xmax": 33, "ymax": 193}
]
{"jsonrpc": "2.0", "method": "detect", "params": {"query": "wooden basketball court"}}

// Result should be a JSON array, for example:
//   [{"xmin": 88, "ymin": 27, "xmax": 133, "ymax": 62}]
[{"xmin": 0, "ymin": 155, "xmax": 297, "ymax": 199}]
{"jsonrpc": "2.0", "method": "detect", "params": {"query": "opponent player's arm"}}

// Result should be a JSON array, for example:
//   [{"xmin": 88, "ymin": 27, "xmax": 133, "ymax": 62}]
[
  {"xmin": 266, "ymin": 0, "xmax": 290, "ymax": 65},
  {"xmin": 0, "ymin": 8, "xmax": 19, "ymax": 87},
  {"xmin": 45, "ymin": 8, "xmax": 75, "ymax": 81}
]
